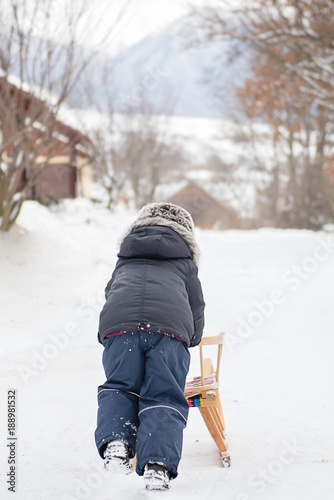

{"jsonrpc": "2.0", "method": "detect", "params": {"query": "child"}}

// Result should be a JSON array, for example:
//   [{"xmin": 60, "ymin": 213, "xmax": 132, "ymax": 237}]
[{"xmin": 95, "ymin": 202, "xmax": 205, "ymax": 490}]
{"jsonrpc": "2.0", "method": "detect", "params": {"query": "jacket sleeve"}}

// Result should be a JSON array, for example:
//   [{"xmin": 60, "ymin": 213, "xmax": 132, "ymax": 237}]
[{"xmin": 186, "ymin": 262, "xmax": 206, "ymax": 347}]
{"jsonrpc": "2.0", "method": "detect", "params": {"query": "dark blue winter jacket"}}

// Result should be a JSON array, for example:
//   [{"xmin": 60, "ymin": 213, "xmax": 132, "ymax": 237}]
[{"xmin": 98, "ymin": 225, "xmax": 205, "ymax": 347}]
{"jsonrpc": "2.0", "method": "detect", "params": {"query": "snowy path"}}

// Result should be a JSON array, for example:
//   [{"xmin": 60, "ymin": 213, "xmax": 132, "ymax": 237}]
[{"xmin": 1, "ymin": 200, "xmax": 333, "ymax": 500}]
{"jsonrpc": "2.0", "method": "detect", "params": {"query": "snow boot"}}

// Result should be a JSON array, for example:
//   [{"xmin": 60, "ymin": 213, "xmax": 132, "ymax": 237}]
[
  {"xmin": 143, "ymin": 462, "xmax": 171, "ymax": 490},
  {"xmin": 103, "ymin": 440, "xmax": 131, "ymax": 473}
]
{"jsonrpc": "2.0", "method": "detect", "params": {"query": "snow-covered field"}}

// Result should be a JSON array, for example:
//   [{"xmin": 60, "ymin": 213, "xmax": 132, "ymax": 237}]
[{"xmin": 1, "ymin": 199, "xmax": 334, "ymax": 500}]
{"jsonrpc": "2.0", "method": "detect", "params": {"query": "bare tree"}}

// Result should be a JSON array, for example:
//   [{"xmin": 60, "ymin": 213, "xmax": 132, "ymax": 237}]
[
  {"xmin": 92, "ymin": 108, "xmax": 186, "ymax": 209},
  {"xmin": 190, "ymin": 0, "xmax": 334, "ymax": 110},
  {"xmin": 88, "ymin": 61, "xmax": 185, "ymax": 210},
  {"xmin": 121, "ymin": 117, "xmax": 186, "ymax": 209},
  {"xmin": 190, "ymin": 0, "xmax": 334, "ymax": 228},
  {"xmin": 0, "ymin": 0, "xmax": 133, "ymax": 231},
  {"xmin": 91, "ymin": 120, "xmax": 128, "ymax": 209}
]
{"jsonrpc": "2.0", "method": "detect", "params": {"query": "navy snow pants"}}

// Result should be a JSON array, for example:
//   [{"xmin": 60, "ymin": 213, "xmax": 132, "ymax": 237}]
[{"xmin": 95, "ymin": 331, "xmax": 190, "ymax": 478}]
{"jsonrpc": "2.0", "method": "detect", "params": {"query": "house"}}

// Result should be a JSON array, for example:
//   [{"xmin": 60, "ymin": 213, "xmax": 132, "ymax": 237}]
[
  {"xmin": 0, "ymin": 77, "xmax": 93, "ymax": 201},
  {"xmin": 166, "ymin": 181, "xmax": 239, "ymax": 230},
  {"xmin": 25, "ymin": 120, "xmax": 93, "ymax": 201}
]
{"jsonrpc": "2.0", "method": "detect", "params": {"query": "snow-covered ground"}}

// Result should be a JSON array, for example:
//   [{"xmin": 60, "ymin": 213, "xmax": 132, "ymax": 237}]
[
  {"xmin": 60, "ymin": 107, "xmax": 270, "ymax": 216},
  {"xmin": 1, "ymin": 199, "xmax": 334, "ymax": 500}
]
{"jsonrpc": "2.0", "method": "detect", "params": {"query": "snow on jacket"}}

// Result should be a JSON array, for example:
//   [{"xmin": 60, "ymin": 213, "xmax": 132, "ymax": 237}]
[{"xmin": 98, "ymin": 224, "xmax": 205, "ymax": 347}]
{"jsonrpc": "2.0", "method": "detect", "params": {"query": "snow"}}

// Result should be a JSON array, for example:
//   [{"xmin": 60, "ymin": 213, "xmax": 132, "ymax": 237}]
[
  {"xmin": 1, "ymin": 199, "xmax": 334, "ymax": 500},
  {"xmin": 57, "ymin": 106, "xmax": 277, "ymax": 219}
]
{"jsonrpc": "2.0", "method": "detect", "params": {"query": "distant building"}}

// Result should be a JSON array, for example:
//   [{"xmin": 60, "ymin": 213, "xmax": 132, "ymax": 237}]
[
  {"xmin": 166, "ymin": 181, "xmax": 239, "ymax": 230},
  {"xmin": 25, "ymin": 120, "xmax": 93, "ymax": 201},
  {"xmin": 0, "ymin": 78, "xmax": 93, "ymax": 202}
]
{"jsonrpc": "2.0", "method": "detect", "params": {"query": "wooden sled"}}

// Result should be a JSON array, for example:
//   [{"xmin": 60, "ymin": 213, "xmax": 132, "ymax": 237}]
[{"xmin": 184, "ymin": 333, "xmax": 231, "ymax": 467}]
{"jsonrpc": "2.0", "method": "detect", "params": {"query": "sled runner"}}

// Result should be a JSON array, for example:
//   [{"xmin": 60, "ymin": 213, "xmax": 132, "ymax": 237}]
[{"xmin": 184, "ymin": 333, "xmax": 231, "ymax": 467}]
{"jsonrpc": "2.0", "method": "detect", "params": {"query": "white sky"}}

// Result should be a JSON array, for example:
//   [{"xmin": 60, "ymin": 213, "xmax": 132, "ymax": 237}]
[
  {"xmin": 3, "ymin": 0, "xmax": 243, "ymax": 55},
  {"xmin": 115, "ymin": 0, "xmax": 190, "ymax": 46},
  {"xmin": 6, "ymin": 0, "xmax": 222, "ymax": 56},
  {"xmin": 85, "ymin": 0, "xmax": 216, "ymax": 54}
]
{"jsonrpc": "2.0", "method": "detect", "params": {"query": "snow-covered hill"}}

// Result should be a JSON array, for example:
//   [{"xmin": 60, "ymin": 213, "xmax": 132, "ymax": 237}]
[
  {"xmin": 4, "ymin": 12, "xmax": 247, "ymax": 119},
  {"xmin": 1, "ymin": 199, "xmax": 333, "ymax": 500},
  {"xmin": 91, "ymin": 15, "xmax": 247, "ymax": 118}
]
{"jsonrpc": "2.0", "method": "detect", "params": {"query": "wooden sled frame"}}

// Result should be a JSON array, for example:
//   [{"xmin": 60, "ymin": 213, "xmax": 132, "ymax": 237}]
[{"xmin": 185, "ymin": 332, "xmax": 231, "ymax": 467}]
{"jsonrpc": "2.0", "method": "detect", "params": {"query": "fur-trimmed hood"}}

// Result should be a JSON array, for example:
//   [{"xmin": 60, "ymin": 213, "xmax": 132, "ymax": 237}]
[{"xmin": 120, "ymin": 202, "xmax": 200, "ymax": 266}]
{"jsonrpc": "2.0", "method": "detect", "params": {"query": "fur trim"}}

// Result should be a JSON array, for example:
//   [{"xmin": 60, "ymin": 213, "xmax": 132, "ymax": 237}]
[
  {"xmin": 136, "ymin": 202, "xmax": 195, "ymax": 233},
  {"xmin": 119, "ymin": 203, "xmax": 200, "ymax": 266}
]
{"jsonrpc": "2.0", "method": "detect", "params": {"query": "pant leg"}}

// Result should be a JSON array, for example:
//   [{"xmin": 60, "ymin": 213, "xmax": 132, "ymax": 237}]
[
  {"xmin": 95, "ymin": 333, "xmax": 145, "ymax": 458},
  {"xmin": 135, "ymin": 333, "xmax": 190, "ymax": 478}
]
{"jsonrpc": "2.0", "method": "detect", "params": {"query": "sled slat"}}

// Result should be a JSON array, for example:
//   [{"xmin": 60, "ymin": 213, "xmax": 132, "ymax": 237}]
[{"xmin": 185, "ymin": 332, "xmax": 231, "ymax": 466}]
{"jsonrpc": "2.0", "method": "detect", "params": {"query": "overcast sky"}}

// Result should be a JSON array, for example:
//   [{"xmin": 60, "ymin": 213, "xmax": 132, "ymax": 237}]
[
  {"xmin": 116, "ymin": 0, "xmax": 191, "ymax": 45},
  {"xmin": 4, "ymin": 0, "xmax": 222, "ymax": 56},
  {"xmin": 89, "ymin": 0, "xmax": 216, "ymax": 53}
]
